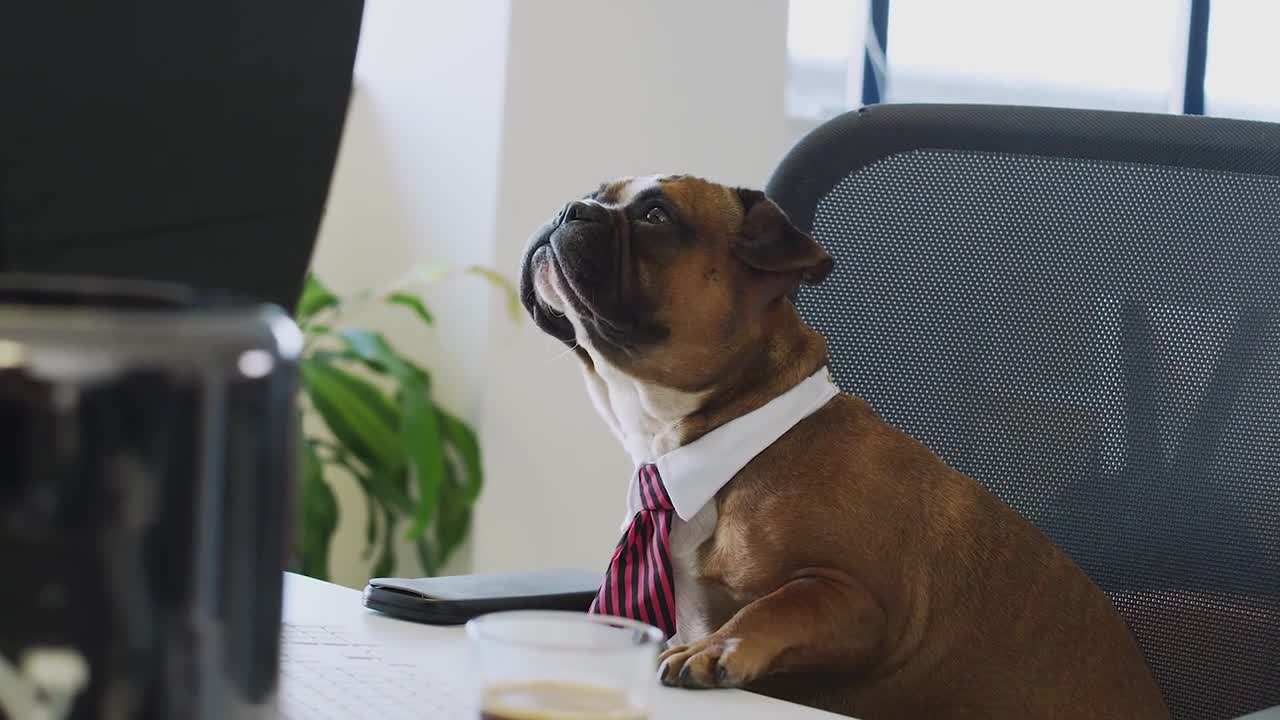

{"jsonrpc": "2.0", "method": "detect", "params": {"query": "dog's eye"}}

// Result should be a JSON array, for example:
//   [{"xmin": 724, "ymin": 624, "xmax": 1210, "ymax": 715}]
[{"xmin": 643, "ymin": 206, "xmax": 672, "ymax": 225}]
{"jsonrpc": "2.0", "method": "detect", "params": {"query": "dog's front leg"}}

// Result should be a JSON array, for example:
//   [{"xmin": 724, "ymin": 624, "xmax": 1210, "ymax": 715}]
[{"xmin": 659, "ymin": 569, "xmax": 885, "ymax": 689}]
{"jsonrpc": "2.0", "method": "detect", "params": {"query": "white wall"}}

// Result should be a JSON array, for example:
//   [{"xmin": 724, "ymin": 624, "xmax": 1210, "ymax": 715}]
[
  {"xmin": 475, "ymin": 0, "xmax": 792, "ymax": 573},
  {"xmin": 311, "ymin": 0, "xmax": 793, "ymax": 585},
  {"xmin": 309, "ymin": 0, "xmax": 511, "ymax": 587}
]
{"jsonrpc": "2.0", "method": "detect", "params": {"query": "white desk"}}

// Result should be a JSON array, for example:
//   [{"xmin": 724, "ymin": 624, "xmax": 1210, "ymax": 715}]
[{"xmin": 279, "ymin": 572, "xmax": 842, "ymax": 718}]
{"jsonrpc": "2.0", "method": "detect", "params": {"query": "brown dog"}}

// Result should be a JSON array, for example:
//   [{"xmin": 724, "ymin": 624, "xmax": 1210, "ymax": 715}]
[{"xmin": 519, "ymin": 174, "xmax": 1168, "ymax": 719}]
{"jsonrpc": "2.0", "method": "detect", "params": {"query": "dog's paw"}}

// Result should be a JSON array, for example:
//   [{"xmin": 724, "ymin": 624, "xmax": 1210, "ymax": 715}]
[{"xmin": 657, "ymin": 635, "xmax": 769, "ymax": 689}]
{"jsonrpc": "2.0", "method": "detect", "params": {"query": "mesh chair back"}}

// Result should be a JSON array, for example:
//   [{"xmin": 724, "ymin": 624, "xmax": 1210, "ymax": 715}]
[{"xmin": 767, "ymin": 104, "xmax": 1280, "ymax": 720}]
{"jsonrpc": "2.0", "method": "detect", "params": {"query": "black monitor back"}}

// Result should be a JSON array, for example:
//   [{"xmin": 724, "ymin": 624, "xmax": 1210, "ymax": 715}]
[{"xmin": 0, "ymin": 0, "xmax": 365, "ymax": 310}]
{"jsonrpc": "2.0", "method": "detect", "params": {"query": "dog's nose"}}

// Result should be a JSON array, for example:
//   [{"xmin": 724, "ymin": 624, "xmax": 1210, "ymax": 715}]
[{"xmin": 561, "ymin": 200, "xmax": 609, "ymax": 225}]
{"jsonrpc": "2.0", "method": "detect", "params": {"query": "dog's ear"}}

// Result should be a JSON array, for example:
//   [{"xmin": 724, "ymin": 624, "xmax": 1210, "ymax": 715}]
[{"xmin": 732, "ymin": 189, "xmax": 833, "ymax": 286}]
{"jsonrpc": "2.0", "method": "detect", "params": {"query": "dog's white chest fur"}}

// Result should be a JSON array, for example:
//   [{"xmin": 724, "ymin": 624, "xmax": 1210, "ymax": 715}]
[
  {"xmin": 668, "ymin": 504, "xmax": 719, "ymax": 645},
  {"xmin": 582, "ymin": 359, "xmax": 708, "ymax": 463},
  {"xmin": 555, "ymin": 296, "xmax": 709, "ymax": 463}
]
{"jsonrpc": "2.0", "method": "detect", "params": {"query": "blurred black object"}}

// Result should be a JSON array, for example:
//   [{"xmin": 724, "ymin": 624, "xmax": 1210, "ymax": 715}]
[
  {"xmin": 0, "ymin": 276, "xmax": 302, "ymax": 718},
  {"xmin": 0, "ymin": 0, "xmax": 365, "ymax": 310},
  {"xmin": 0, "ymin": 1, "xmax": 363, "ymax": 717}
]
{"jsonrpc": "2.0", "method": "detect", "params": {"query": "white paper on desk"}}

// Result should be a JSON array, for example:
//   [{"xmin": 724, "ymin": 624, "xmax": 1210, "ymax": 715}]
[{"xmin": 278, "ymin": 622, "xmax": 472, "ymax": 720}]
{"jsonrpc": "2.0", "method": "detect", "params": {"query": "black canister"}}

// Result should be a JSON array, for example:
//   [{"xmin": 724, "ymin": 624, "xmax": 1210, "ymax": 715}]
[{"xmin": 0, "ymin": 275, "xmax": 299, "ymax": 719}]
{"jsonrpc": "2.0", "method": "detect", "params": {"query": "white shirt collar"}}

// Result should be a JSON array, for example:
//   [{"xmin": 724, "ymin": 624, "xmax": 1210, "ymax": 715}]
[{"xmin": 624, "ymin": 366, "xmax": 840, "ymax": 524}]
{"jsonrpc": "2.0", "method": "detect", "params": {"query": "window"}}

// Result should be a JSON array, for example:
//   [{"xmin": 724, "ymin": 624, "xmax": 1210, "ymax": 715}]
[
  {"xmin": 787, "ymin": 1, "xmax": 1280, "ymax": 125},
  {"xmin": 884, "ymin": 0, "xmax": 1181, "ymax": 113},
  {"xmin": 786, "ymin": 0, "xmax": 868, "ymax": 120},
  {"xmin": 1205, "ymin": 3, "xmax": 1280, "ymax": 121}
]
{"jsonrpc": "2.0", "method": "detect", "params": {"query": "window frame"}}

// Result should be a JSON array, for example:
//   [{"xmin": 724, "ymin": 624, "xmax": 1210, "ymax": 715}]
[{"xmin": 795, "ymin": 0, "xmax": 1216, "ymax": 119}]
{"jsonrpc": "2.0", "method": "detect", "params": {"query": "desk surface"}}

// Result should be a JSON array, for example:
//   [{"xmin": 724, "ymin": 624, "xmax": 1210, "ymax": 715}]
[{"xmin": 279, "ymin": 572, "xmax": 843, "ymax": 719}]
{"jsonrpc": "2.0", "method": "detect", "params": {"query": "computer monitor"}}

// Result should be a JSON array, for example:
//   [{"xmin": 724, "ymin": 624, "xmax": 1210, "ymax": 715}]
[{"xmin": 0, "ymin": 0, "xmax": 365, "ymax": 311}]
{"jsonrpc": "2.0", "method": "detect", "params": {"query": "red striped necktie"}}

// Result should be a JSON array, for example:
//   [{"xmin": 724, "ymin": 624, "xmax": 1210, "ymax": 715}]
[{"xmin": 589, "ymin": 464, "xmax": 678, "ymax": 638}]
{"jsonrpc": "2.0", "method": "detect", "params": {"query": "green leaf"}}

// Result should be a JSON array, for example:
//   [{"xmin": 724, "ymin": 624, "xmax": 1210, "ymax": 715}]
[
  {"xmin": 298, "ymin": 273, "xmax": 340, "ymax": 325},
  {"xmin": 300, "ymin": 441, "xmax": 338, "ymax": 581},
  {"xmin": 414, "ymin": 536, "xmax": 439, "ymax": 577},
  {"xmin": 401, "ymin": 358, "xmax": 433, "ymax": 390},
  {"xmin": 301, "ymin": 358, "xmax": 403, "ymax": 472},
  {"xmin": 372, "ymin": 505, "xmax": 397, "ymax": 578},
  {"xmin": 358, "ymin": 474, "xmax": 379, "ymax": 560},
  {"xmin": 337, "ymin": 328, "xmax": 387, "ymax": 366},
  {"xmin": 363, "ymin": 512, "xmax": 378, "ymax": 560},
  {"xmin": 434, "ymin": 462, "xmax": 472, "ymax": 568},
  {"xmin": 437, "ymin": 407, "xmax": 483, "ymax": 501},
  {"xmin": 337, "ymin": 329, "xmax": 429, "ymax": 387},
  {"xmin": 365, "ymin": 466, "xmax": 414, "ymax": 515},
  {"xmin": 464, "ymin": 265, "xmax": 522, "ymax": 321},
  {"xmin": 401, "ymin": 377, "xmax": 446, "ymax": 540},
  {"xmin": 387, "ymin": 291, "xmax": 434, "ymax": 327}
]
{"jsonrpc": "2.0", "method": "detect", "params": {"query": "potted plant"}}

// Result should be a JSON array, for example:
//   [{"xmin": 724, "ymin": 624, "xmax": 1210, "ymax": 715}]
[{"xmin": 293, "ymin": 267, "xmax": 519, "ymax": 581}]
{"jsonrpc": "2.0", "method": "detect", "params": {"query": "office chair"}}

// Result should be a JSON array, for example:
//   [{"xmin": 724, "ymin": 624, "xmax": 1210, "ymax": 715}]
[{"xmin": 767, "ymin": 104, "xmax": 1280, "ymax": 720}]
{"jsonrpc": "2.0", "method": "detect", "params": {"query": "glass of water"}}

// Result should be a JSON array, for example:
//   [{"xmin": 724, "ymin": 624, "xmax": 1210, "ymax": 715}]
[{"xmin": 466, "ymin": 611, "xmax": 664, "ymax": 720}]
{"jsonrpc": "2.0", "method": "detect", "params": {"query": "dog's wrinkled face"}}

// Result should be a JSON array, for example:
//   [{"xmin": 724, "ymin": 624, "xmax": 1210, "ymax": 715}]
[{"xmin": 520, "ymin": 175, "xmax": 832, "ymax": 392}]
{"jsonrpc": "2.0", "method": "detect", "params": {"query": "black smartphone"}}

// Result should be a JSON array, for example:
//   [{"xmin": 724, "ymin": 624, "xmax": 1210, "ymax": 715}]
[{"xmin": 362, "ymin": 569, "xmax": 602, "ymax": 625}]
